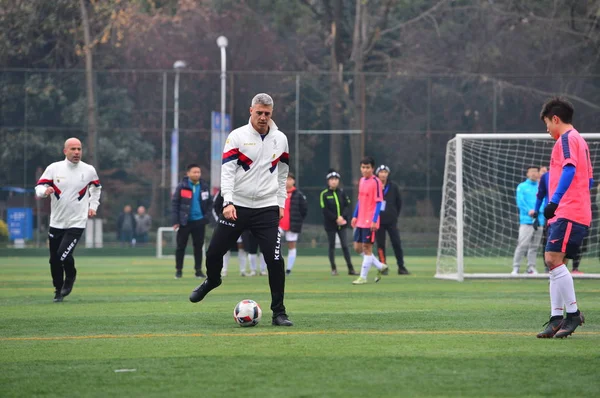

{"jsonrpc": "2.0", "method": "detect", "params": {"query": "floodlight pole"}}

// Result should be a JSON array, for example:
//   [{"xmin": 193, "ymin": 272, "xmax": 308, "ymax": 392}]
[
  {"xmin": 172, "ymin": 60, "xmax": 186, "ymax": 196},
  {"xmin": 217, "ymin": 36, "xmax": 228, "ymax": 160}
]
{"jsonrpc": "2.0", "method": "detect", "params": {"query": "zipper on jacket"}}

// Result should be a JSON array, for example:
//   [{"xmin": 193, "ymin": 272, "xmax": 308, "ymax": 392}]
[{"xmin": 250, "ymin": 134, "xmax": 265, "ymax": 206}]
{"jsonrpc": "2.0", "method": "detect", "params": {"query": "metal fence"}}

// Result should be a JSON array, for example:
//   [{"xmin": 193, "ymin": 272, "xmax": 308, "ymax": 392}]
[{"xmin": 2, "ymin": 69, "xmax": 599, "ymax": 248}]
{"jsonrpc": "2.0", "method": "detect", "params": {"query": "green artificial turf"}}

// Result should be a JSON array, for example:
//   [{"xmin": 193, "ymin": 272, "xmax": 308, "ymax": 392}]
[{"xmin": 1, "ymin": 256, "xmax": 599, "ymax": 397}]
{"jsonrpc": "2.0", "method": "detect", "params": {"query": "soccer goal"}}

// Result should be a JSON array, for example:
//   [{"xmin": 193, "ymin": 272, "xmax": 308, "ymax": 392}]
[
  {"xmin": 436, "ymin": 133, "xmax": 600, "ymax": 281},
  {"xmin": 156, "ymin": 227, "xmax": 203, "ymax": 259}
]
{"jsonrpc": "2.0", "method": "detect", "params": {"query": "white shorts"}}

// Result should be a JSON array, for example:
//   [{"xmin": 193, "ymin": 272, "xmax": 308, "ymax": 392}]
[{"xmin": 279, "ymin": 228, "xmax": 298, "ymax": 242}]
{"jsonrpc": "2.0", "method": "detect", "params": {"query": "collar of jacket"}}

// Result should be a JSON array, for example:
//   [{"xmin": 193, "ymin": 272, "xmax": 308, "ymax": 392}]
[
  {"xmin": 247, "ymin": 118, "xmax": 279, "ymax": 137},
  {"xmin": 181, "ymin": 176, "xmax": 203, "ymax": 188}
]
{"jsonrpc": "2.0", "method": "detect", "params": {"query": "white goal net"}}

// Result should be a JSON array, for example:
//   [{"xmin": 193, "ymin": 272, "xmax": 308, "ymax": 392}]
[
  {"xmin": 156, "ymin": 227, "xmax": 203, "ymax": 259},
  {"xmin": 436, "ymin": 133, "xmax": 600, "ymax": 281}
]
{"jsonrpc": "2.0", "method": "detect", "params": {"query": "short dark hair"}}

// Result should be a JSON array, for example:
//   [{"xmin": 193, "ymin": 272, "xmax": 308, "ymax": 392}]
[
  {"xmin": 360, "ymin": 156, "xmax": 375, "ymax": 167},
  {"xmin": 540, "ymin": 97, "xmax": 574, "ymax": 124},
  {"xmin": 526, "ymin": 166, "xmax": 539, "ymax": 172},
  {"xmin": 186, "ymin": 163, "xmax": 201, "ymax": 171},
  {"xmin": 287, "ymin": 172, "xmax": 295, "ymax": 180}
]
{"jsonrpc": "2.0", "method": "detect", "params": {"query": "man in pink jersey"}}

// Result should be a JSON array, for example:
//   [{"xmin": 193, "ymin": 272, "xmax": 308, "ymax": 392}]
[
  {"xmin": 351, "ymin": 156, "xmax": 388, "ymax": 284},
  {"xmin": 536, "ymin": 97, "xmax": 591, "ymax": 339}
]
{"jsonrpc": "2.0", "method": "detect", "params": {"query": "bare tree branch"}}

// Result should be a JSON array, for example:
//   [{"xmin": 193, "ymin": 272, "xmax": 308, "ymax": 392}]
[{"xmin": 380, "ymin": 0, "xmax": 450, "ymax": 36}]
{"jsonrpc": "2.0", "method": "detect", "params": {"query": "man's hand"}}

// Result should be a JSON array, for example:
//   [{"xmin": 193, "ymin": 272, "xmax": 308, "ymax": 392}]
[
  {"xmin": 173, "ymin": 224, "xmax": 180, "ymax": 231},
  {"xmin": 544, "ymin": 202, "xmax": 558, "ymax": 219},
  {"xmin": 44, "ymin": 187, "xmax": 55, "ymax": 196},
  {"xmin": 532, "ymin": 216, "xmax": 539, "ymax": 231},
  {"xmin": 279, "ymin": 207, "xmax": 284, "ymax": 220},
  {"xmin": 351, "ymin": 217, "xmax": 357, "ymax": 229},
  {"xmin": 336, "ymin": 216, "xmax": 347, "ymax": 226},
  {"xmin": 88, "ymin": 209, "xmax": 96, "ymax": 218},
  {"xmin": 223, "ymin": 204, "xmax": 237, "ymax": 221},
  {"xmin": 370, "ymin": 222, "xmax": 378, "ymax": 232},
  {"xmin": 528, "ymin": 209, "xmax": 535, "ymax": 216}
]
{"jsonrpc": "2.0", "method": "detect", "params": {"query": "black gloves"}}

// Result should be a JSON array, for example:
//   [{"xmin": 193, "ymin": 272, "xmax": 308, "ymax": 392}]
[{"xmin": 544, "ymin": 202, "xmax": 558, "ymax": 219}]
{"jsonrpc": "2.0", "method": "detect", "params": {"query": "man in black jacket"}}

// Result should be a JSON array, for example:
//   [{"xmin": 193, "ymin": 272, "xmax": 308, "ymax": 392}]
[
  {"xmin": 280, "ymin": 173, "xmax": 308, "ymax": 275},
  {"xmin": 171, "ymin": 164, "xmax": 212, "ymax": 279},
  {"xmin": 375, "ymin": 165, "xmax": 410, "ymax": 275},
  {"xmin": 319, "ymin": 169, "xmax": 356, "ymax": 275}
]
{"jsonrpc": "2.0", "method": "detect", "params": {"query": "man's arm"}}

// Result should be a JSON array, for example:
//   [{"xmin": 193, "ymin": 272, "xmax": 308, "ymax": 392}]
[
  {"xmin": 534, "ymin": 174, "xmax": 548, "ymax": 214},
  {"xmin": 88, "ymin": 167, "xmax": 101, "ymax": 212},
  {"xmin": 35, "ymin": 164, "xmax": 54, "ymax": 197},
  {"xmin": 299, "ymin": 191, "xmax": 308, "ymax": 219},
  {"xmin": 277, "ymin": 139, "xmax": 290, "ymax": 209},
  {"xmin": 221, "ymin": 132, "xmax": 241, "ymax": 204},
  {"xmin": 320, "ymin": 190, "xmax": 337, "ymax": 221},
  {"xmin": 544, "ymin": 165, "xmax": 576, "ymax": 219}
]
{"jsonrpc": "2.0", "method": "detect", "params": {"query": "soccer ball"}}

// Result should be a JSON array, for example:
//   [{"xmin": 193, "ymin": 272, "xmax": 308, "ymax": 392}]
[{"xmin": 233, "ymin": 299, "xmax": 262, "ymax": 327}]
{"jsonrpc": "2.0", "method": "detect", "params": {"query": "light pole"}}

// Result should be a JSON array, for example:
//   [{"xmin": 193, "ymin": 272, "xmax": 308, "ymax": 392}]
[
  {"xmin": 217, "ymin": 36, "xmax": 228, "ymax": 159},
  {"xmin": 172, "ymin": 60, "xmax": 186, "ymax": 196}
]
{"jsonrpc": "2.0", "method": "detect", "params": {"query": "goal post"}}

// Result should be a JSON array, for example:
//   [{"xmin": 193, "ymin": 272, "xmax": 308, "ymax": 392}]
[
  {"xmin": 156, "ymin": 226, "xmax": 202, "ymax": 259},
  {"xmin": 436, "ymin": 133, "xmax": 600, "ymax": 281}
]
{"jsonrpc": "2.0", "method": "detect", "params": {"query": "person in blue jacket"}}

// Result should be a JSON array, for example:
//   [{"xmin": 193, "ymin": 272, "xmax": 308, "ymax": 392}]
[{"xmin": 511, "ymin": 166, "xmax": 545, "ymax": 275}]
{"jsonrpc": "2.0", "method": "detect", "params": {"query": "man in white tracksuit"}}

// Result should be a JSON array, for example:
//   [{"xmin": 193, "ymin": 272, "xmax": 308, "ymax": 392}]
[
  {"xmin": 189, "ymin": 93, "xmax": 293, "ymax": 326},
  {"xmin": 511, "ymin": 166, "xmax": 545, "ymax": 275},
  {"xmin": 35, "ymin": 138, "xmax": 102, "ymax": 302}
]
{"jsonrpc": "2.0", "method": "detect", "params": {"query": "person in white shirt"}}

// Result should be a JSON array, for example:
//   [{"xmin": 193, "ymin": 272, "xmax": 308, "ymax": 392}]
[
  {"xmin": 189, "ymin": 93, "xmax": 293, "ymax": 326},
  {"xmin": 35, "ymin": 138, "xmax": 101, "ymax": 302}
]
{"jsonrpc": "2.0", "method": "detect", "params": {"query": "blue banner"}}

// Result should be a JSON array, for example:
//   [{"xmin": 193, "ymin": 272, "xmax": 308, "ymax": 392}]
[{"xmin": 7, "ymin": 208, "xmax": 33, "ymax": 240}]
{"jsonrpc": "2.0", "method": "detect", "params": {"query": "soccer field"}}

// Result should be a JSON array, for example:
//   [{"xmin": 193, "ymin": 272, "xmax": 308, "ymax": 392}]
[{"xmin": 1, "ymin": 256, "xmax": 599, "ymax": 397}]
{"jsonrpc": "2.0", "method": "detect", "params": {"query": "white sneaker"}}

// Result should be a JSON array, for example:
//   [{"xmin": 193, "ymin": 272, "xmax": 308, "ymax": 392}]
[
  {"xmin": 260, "ymin": 271, "xmax": 268, "ymax": 276},
  {"xmin": 221, "ymin": 271, "xmax": 228, "ymax": 277},
  {"xmin": 510, "ymin": 269, "xmax": 519, "ymax": 276},
  {"xmin": 527, "ymin": 268, "xmax": 538, "ymax": 275},
  {"xmin": 249, "ymin": 271, "xmax": 257, "ymax": 277}
]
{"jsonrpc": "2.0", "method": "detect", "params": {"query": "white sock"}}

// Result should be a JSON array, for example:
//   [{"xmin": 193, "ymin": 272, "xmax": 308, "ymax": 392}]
[
  {"xmin": 222, "ymin": 251, "xmax": 230, "ymax": 273},
  {"xmin": 260, "ymin": 253, "xmax": 267, "ymax": 272},
  {"xmin": 372, "ymin": 254, "xmax": 384, "ymax": 268},
  {"xmin": 550, "ymin": 264, "xmax": 578, "ymax": 314},
  {"xmin": 287, "ymin": 248, "xmax": 297, "ymax": 271},
  {"xmin": 549, "ymin": 275, "xmax": 564, "ymax": 317},
  {"xmin": 370, "ymin": 254, "xmax": 383, "ymax": 270},
  {"xmin": 248, "ymin": 254, "xmax": 257, "ymax": 272},
  {"xmin": 238, "ymin": 249, "xmax": 247, "ymax": 273},
  {"xmin": 360, "ymin": 254, "xmax": 373, "ymax": 279}
]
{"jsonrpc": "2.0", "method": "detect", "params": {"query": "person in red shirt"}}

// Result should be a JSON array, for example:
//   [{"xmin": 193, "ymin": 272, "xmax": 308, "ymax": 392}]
[
  {"xmin": 279, "ymin": 173, "xmax": 308, "ymax": 275},
  {"xmin": 536, "ymin": 97, "xmax": 591, "ymax": 339},
  {"xmin": 351, "ymin": 156, "xmax": 389, "ymax": 284}
]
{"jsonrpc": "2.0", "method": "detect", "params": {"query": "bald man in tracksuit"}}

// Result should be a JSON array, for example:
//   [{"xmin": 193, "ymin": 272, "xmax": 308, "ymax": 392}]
[{"xmin": 189, "ymin": 93, "xmax": 293, "ymax": 326}]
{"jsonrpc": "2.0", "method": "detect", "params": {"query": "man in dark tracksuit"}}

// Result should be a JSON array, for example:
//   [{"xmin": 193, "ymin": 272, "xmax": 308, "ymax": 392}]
[
  {"xmin": 375, "ymin": 165, "xmax": 410, "ymax": 275},
  {"xmin": 320, "ymin": 169, "xmax": 356, "ymax": 275},
  {"xmin": 172, "ymin": 163, "xmax": 212, "ymax": 279}
]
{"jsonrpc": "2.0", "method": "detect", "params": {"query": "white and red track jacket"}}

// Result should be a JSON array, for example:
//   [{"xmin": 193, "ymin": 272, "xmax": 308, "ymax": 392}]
[
  {"xmin": 35, "ymin": 159, "xmax": 102, "ymax": 229},
  {"xmin": 221, "ymin": 119, "xmax": 289, "ymax": 209}
]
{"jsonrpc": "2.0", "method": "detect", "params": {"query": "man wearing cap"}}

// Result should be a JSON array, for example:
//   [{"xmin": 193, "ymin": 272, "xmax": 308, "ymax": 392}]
[
  {"xmin": 319, "ymin": 169, "xmax": 357, "ymax": 275},
  {"xmin": 375, "ymin": 165, "xmax": 410, "ymax": 275}
]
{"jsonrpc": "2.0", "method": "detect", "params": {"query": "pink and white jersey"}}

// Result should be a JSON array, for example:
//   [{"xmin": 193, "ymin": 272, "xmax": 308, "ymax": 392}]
[
  {"xmin": 549, "ymin": 129, "xmax": 593, "ymax": 226},
  {"xmin": 356, "ymin": 176, "xmax": 383, "ymax": 228}
]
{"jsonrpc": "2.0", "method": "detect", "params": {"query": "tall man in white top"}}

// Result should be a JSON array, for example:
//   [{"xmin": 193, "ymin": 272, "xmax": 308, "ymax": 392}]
[
  {"xmin": 189, "ymin": 93, "xmax": 293, "ymax": 326},
  {"xmin": 35, "ymin": 138, "xmax": 101, "ymax": 302}
]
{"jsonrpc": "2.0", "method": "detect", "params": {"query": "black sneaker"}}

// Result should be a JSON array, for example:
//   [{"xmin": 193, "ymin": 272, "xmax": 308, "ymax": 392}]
[
  {"xmin": 555, "ymin": 312, "xmax": 585, "ymax": 338},
  {"xmin": 398, "ymin": 266, "xmax": 410, "ymax": 275},
  {"xmin": 285, "ymin": 270, "xmax": 291, "ymax": 276},
  {"xmin": 381, "ymin": 268, "xmax": 389, "ymax": 275},
  {"xmin": 53, "ymin": 292, "xmax": 63, "ymax": 303},
  {"xmin": 60, "ymin": 277, "xmax": 76, "ymax": 297},
  {"xmin": 536, "ymin": 316, "xmax": 563, "ymax": 338},
  {"xmin": 348, "ymin": 269, "xmax": 358, "ymax": 276},
  {"xmin": 195, "ymin": 271, "xmax": 206, "ymax": 279},
  {"xmin": 189, "ymin": 279, "xmax": 222, "ymax": 303},
  {"xmin": 175, "ymin": 270, "xmax": 182, "ymax": 279},
  {"xmin": 331, "ymin": 269, "xmax": 339, "ymax": 276},
  {"xmin": 272, "ymin": 314, "xmax": 293, "ymax": 326}
]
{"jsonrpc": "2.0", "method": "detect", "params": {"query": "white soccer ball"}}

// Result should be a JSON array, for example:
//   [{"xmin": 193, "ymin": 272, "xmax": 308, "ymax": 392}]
[{"xmin": 233, "ymin": 299, "xmax": 262, "ymax": 327}]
